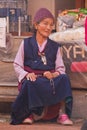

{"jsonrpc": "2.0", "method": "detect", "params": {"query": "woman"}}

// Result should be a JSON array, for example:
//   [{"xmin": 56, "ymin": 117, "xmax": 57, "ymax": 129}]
[{"xmin": 11, "ymin": 8, "xmax": 73, "ymax": 125}]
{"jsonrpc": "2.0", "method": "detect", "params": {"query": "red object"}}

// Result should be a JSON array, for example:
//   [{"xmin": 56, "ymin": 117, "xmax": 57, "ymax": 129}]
[
  {"xmin": 71, "ymin": 61, "xmax": 87, "ymax": 72},
  {"xmin": 85, "ymin": 17, "xmax": 87, "ymax": 45},
  {"xmin": 42, "ymin": 103, "xmax": 60, "ymax": 120}
]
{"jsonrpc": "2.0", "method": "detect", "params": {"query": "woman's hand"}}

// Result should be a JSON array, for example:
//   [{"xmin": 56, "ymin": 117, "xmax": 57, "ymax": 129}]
[
  {"xmin": 43, "ymin": 71, "xmax": 53, "ymax": 79},
  {"xmin": 43, "ymin": 71, "xmax": 60, "ymax": 79},
  {"xmin": 26, "ymin": 73, "xmax": 37, "ymax": 81}
]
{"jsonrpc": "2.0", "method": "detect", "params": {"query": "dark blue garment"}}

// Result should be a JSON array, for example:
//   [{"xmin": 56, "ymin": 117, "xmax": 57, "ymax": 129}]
[
  {"xmin": 24, "ymin": 35, "xmax": 60, "ymax": 71},
  {"xmin": 11, "ymin": 74, "xmax": 72, "ymax": 125},
  {"xmin": 11, "ymin": 35, "xmax": 73, "ymax": 125}
]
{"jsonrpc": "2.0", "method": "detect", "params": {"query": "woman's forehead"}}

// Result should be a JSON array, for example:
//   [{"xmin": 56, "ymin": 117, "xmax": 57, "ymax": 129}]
[{"xmin": 40, "ymin": 18, "xmax": 54, "ymax": 23}]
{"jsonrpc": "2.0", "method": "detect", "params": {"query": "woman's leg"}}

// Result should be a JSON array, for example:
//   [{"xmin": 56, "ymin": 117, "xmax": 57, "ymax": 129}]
[
  {"xmin": 57, "ymin": 96, "xmax": 73, "ymax": 125},
  {"xmin": 65, "ymin": 96, "xmax": 73, "ymax": 118}
]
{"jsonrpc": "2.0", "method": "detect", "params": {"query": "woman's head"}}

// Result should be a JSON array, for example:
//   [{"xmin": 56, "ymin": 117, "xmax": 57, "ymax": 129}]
[
  {"xmin": 33, "ymin": 8, "xmax": 54, "ymax": 23},
  {"xmin": 33, "ymin": 8, "xmax": 55, "ymax": 38}
]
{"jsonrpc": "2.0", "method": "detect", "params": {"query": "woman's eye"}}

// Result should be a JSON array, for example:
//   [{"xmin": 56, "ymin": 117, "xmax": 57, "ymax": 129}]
[{"xmin": 43, "ymin": 22, "xmax": 48, "ymax": 25}]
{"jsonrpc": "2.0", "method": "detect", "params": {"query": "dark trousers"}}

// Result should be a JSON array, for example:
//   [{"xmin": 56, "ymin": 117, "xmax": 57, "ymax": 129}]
[{"xmin": 65, "ymin": 96, "xmax": 73, "ymax": 118}]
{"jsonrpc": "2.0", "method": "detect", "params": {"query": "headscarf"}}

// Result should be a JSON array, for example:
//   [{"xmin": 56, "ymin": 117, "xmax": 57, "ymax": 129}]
[{"xmin": 33, "ymin": 8, "xmax": 54, "ymax": 23}]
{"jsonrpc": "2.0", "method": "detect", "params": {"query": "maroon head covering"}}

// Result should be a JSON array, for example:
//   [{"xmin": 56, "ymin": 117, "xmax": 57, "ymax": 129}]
[{"xmin": 33, "ymin": 8, "xmax": 54, "ymax": 23}]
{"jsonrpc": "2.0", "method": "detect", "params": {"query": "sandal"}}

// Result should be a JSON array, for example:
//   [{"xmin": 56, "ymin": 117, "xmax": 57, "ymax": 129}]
[{"xmin": 57, "ymin": 114, "xmax": 73, "ymax": 125}]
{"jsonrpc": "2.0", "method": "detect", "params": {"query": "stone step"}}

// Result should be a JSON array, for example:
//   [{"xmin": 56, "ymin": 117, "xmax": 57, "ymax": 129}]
[
  {"xmin": 0, "ymin": 83, "xmax": 86, "ymax": 119},
  {"xmin": 0, "ymin": 82, "xmax": 18, "ymax": 102}
]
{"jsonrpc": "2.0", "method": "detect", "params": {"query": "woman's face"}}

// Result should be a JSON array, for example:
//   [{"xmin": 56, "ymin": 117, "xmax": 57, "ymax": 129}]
[{"xmin": 35, "ymin": 18, "xmax": 54, "ymax": 38}]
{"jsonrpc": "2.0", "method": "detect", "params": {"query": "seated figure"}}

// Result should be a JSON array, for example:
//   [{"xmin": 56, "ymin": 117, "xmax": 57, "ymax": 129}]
[{"xmin": 10, "ymin": 8, "xmax": 73, "ymax": 125}]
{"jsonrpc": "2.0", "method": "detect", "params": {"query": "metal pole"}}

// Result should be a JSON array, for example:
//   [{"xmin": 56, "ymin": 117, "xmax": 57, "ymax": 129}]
[{"xmin": 18, "ymin": 16, "xmax": 21, "ymax": 36}]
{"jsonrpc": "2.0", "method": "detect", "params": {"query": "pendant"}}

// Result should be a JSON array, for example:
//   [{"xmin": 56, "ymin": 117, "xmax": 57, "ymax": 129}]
[
  {"xmin": 38, "ymin": 52, "xmax": 47, "ymax": 65},
  {"xmin": 41, "ymin": 55, "xmax": 47, "ymax": 65}
]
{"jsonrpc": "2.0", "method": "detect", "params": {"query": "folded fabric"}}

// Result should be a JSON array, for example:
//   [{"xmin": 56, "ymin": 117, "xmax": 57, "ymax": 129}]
[{"xmin": 71, "ymin": 61, "xmax": 87, "ymax": 72}]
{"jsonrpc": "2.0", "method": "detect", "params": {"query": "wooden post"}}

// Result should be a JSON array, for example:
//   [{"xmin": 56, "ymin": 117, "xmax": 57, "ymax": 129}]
[
  {"xmin": 85, "ymin": 0, "xmax": 87, "ymax": 8},
  {"xmin": 75, "ymin": 0, "xmax": 85, "ymax": 8}
]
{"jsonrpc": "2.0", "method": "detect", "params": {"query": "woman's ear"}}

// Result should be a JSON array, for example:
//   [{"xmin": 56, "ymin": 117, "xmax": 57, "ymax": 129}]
[{"xmin": 34, "ymin": 23, "xmax": 38, "ymax": 30}]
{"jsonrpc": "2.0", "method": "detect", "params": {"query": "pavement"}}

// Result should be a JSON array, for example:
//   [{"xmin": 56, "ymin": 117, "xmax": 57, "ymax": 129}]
[
  {"xmin": 0, "ymin": 122, "xmax": 82, "ymax": 130},
  {"xmin": 0, "ymin": 114, "xmax": 83, "ymax": 130}
]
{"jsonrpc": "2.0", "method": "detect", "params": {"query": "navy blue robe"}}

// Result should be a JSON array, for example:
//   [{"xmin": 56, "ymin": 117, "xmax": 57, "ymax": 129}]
[{"xmin": 11, "ymin": 35, "xmax": 73, "ymax": 125}]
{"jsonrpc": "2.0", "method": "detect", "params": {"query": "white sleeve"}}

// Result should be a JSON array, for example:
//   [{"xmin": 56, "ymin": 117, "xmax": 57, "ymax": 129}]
[
  {"xmin": 55, "ymin": 48, "xmax": 66, "ymax": 74},
  {"xmin": 13, "ymin": 40, "xmax": 28, "ymax": 82}
]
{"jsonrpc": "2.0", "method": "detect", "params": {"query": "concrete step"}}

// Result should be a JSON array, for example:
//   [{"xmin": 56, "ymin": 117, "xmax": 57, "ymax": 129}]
[{"xmin": 0, "ymin": 84, "xmax": 87, "ymax": 120}]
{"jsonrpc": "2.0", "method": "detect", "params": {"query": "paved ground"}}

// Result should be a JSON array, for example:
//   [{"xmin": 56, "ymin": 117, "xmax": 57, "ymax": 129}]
[
  {"xmin": 0, "ymin": 114, "xmax": 83, "ymax": 130},
  {"xmin": 0, "ymin": 121, "xmax": 82, "ymax": 130}
]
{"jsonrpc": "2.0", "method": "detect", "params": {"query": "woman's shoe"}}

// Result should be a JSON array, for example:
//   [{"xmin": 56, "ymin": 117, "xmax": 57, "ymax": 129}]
[
  {"xmin": 23, "ymin": 115, "xmax": 34, "ymax": 124},
  {"xmin": 57, "ymin": 114, "xmax": 73, "ymax": 125}
]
